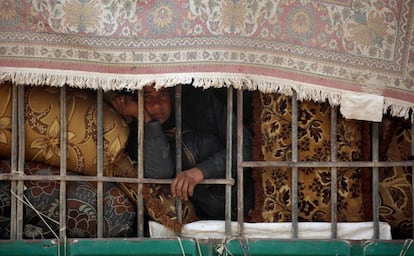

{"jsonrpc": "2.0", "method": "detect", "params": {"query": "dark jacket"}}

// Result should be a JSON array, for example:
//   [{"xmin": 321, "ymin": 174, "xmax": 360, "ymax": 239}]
[{"xmin": 126, "ymin": 86, "xmax": 254, "ymax": 219}]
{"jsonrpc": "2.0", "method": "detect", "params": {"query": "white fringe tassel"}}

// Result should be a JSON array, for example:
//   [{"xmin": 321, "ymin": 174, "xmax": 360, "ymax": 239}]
[{"xmin": 1, "ymin": 68, "xmax": 412, "ymax": 119}]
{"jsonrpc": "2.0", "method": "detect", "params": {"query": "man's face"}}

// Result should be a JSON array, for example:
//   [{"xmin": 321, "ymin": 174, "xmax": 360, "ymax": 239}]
[{"xmin": 143, "ymin": 86, "xmax": 172, "ymax": 124}]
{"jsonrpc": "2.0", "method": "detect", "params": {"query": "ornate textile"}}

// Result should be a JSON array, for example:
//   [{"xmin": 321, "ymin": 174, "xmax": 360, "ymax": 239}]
[
  {"xmin": 112, "ymin": 152, "xmax": 199, "ymax": 233},
  {"xmin": 0, "ymin": 160, "xmax": 136, "ymax": 239},
  {"xmin": 378, "ymin": 117, "xmax": 413, "ymax": 239},
  {"xmin": 0, "ymin": 0, "xmax": 413, "ymax": 118},
  {"xmin": 249, "ymin": 91, "xmax": 414, "ymax": 239},
  {"xmin": 248, "ymin": 92, "xmax": 367, "ymax": 222},
  {"xmin": 0, "ymin": 82, "xmax": 129, "ymax": 176}
]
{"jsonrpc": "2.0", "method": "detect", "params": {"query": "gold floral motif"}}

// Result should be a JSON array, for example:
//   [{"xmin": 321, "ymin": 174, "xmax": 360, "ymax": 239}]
[
  {"xmin": 0, "ymin": 117, "xmax": 11, "ymax": 145},
  {"xmin": 31, "ymin": 119, "xmax": 60, "ymax": 160},
  {"xmin": 62, "ymin": 0, "xmax": 103, "ymax": 33},
  {"xmin": 95, "ymin": 136, "xmax": 124, "ymax": 173},
  {"xmin": 220, "ymin": 0, "xmax": 247, "ymax": 33},
  {"xmin": 0, "ymin": 0, "xmax": 18, "ymax": 21},
  {"xmin": 346, "ymin": 11, "xmax": 388, "ymax": 48},
  {"xmin": 251, "ymin": 93, "xmax": 365, "ymax": 223},
  {"xmin": 31, "ymin": 118, "xmax": 63, "ymax": 161},
  {"xmin": 288, "ymin": 9, "xmax": 312, "ymax": 37},
  {"xmin": 152, "ymin": 4, "xmax": 174, "ymax": 28}
]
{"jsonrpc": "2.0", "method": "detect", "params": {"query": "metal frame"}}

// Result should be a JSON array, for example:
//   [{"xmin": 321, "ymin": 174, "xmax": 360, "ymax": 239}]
[{"xmin": 1, "ymin": 84, "xmax": 414, "ymax": 241}]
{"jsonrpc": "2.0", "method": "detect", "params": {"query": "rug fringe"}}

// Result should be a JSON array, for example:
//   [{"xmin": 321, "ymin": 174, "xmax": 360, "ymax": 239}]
[
  {"xmin": 1, "ymin": 68, "xmax": 412, "ymax": 119},
  {"xmin": 384, "ymin": 99, "xmax": 413, "ymax": 119}
]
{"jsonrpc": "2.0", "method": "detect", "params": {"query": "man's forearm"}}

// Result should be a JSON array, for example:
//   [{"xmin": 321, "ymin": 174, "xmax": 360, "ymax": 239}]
[{"xmin": 143, "ymin": 121, "xmax": 175, "ymax": 179}]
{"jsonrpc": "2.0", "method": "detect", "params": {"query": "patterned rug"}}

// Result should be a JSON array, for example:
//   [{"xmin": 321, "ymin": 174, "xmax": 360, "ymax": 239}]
[
  {"xmin": 0, "ymin": 0, "xmax": 413, "ymax": 117},
  {"xmin": 249, "ymin": 91, "xmax": 413, "ymax": 239}
]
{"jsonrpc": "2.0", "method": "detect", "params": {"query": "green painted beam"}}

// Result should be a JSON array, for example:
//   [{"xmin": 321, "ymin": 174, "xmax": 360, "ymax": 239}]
[{"xmin": 1, "ymin": 239, "xmax": 414, "ymax": 256}]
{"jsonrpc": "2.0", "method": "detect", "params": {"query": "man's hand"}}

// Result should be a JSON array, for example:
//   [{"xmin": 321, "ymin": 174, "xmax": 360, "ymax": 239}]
[
  {"xmin": 111, "ymin": 95, "xmax": 150, "ymax": 122},
  {"xmin": 171, "ymin": 167, "xmax": 204, "ymax": 201}
]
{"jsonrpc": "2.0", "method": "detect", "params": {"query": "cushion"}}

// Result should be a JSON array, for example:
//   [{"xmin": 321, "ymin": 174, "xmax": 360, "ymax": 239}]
[
  {"xmin": 0, "ymin": 159, "xmax": 136, "ymax": 238},
  {"xmin": 142, "ymin": 183, "xmax": 199, "ymax": 233},
  {"xmin": 248, "ymin": 92, "xmax": 367, "ymax": 223},
  {"xmin": 112, "ymin": 152, "xmax": 199, "ymax": 232},
  {"xmin": 378, "ymin": 118, "xmax": 412, "ymax": 239},
  {"xmin": 0, "ymin": 82, "xmax": 129, "ymax": 176},
  {"xmin": 0, "ymin": 161, "xmax": 10, "ymax": 239}
]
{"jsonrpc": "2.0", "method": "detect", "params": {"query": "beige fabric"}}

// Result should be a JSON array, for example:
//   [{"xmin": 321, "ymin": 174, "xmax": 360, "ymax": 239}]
[{"xmin": 340, "ymin": 93, "xmax": 384, "ymax": 122}]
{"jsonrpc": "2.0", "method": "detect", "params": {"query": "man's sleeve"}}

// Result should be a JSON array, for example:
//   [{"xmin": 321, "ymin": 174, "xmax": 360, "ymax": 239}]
[
  {"xmin": 194, "ymin": 92, "xmax": 253, "ymax": 179},
  {"xmin": 143, "ymin": 121, "xmax": 175, "ymax": 179}
]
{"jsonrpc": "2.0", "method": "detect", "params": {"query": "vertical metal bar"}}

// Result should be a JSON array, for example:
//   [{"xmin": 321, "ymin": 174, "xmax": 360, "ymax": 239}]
[
  {"xmin": 372, "ymin": 122, "xmax": 380, "ymax": 239},
  {"xmin": 59, "ymin": 87, "xmax": 67, "ymax": 240},
  {"xmin": 16, "ymin": 84, "xmax": 25, "ymax": 240},
  {"xmin": 237, "ymin": 89, "xmax": 244, "ymax": 235},
  {"xmin": 10, "ymin": 84, "xmax": 18, "ymax": 240},
  {"xmin": 96, "ymin": 89, "xmax": 104, "ymax": 238},
  {"xmin": 291, "ymin": 92, "xmax": 298, "ymax": 238},
  {"xmin": 330, "ymin": 107, "xmax": 338, "ymax": 239},
  {"xmin": 137, "ymin": 90, "xmax": 144, "ymax": 237},
  {"xmin": 411, "ymin": 112, "xmax": 414, "ymax": 239},
  {"xmin": 175, "ymin": 85, "xmax": 183, "ymax": 223},
  {"xmin": 225, "ymin": 87, "xmax": 233, "ymax": 235}
]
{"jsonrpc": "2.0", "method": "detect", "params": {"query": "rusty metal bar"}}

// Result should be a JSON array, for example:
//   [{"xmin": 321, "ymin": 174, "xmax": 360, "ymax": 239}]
[
  {"xmin": 237, "ymin": 89, "xmax": 244, "ymax": 235},
  {"xmin": 9, "ymin": 83, "xmax": 18, "ymax": 240},
  {"xmin": 225, "ymin": 87, "xmax": 233, "ymax": 235},
  {"xmin": 240, "ymin": 160, "xmax": 413, "ymax": 168},
  {"xmin": 6, "ymin": 161, "xmax": 411, "ymax": 179},
  {"xmin": 330, "ymin": 107, "xmax": 338, "ymax": 239},
  {"xmin": 175, "ymin": 84, "xmax": 183, "ymax": 224},
  {"xmin": 96, "ymin": 89, "xmax": 104, "ymax": 238},
  {"xmin": 16, "ymin": 84, "xmax": 25, "ymax": 240},
  {"xmin": 372, "ymin": 122, "xmax": 379, "ymax": 239},
  {"xmin": 59, "ymin": 86, "xmax": 67, "ymax": 240},
  {"xmin": 291, "ymin": 92, "xmax": 298, "ymax": 238},
  {"xmin": 137, "ymin": 90, "xmax": 144, "ymax": 237},
  {"xmin": 3, "ymin": 85, "xmax": 414, "ymax": 242},
  {"xmin": 0, "ymin": 174, "xmax": 233, "ymax": 184},
  {"xmin": 411, "ymin": 112, "xmax": 414, "ymax": 239}
]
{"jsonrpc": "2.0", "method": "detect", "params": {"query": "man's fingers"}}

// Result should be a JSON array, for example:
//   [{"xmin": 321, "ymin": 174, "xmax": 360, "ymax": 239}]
[
  {"xmin": 171, "ymin": 178, "xmax": 178, "ymax": 197},
  {"xmin": 172, "ymin": 175, "xmax": 185, "ymax": 199},
  {"xmin": 172, "ymin": 174, "xmax": 191, "ymax": 201},
  {"xmin": 181, "ymin": 179, "xmax": 189, "ymax": 201},
  {"xmin": 172, "ymin": 170, "xmax": 202, "ymax": 201}
]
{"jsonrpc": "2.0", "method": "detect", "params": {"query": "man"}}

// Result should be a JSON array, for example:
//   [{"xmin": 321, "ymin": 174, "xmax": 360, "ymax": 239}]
[{"xmin": 111, "ymin": 84, "xmax": 254, "ymax": 220}]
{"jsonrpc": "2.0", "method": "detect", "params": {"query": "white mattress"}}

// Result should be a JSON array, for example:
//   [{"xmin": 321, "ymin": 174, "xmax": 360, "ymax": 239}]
[{"xmin": 149, "ymin": 220, "xmax": 392, "ymax": 240}]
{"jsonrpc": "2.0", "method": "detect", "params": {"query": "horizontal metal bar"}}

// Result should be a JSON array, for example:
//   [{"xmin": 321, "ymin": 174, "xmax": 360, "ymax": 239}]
[
  {"xmin": 241, "ymin": 161, "xmax": 414, "ymax": 168},
  {"xmin": 0, "ymin": 174, "xmax": 234, "ymax": 185}
]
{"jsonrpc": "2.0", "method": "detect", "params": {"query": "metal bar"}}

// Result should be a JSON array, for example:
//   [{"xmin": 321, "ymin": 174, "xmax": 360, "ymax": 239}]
[
  {"xmin": 330, "ymin": 107, "xmax": 338, "ymax": 239},
  {"xmin": 59, "ymin": 86, "xmax": 67, "ymax": 240},
  {"xmin": 225, "ymin": 87, "xmax": 233, "ymax": 236},
  {"xmin": 372, "ymin": 122, "xmax": 379, "ymax": 239},
  {"xmin": 175, "ymin": 84, "xmax": 183, "ymax": 223},
  {"xmin": 240, "ymin": 160, "xmax": 413, "ymax": 168},
  {"xmin": 96, "ymin": 89, "xmax": 104, "ymax": 238},
  {"xmin": 0, "ymin": 175, "xmax": 234, "ymax": 184},
  {"xmin": 411, "ymin": 112, "xmax": 414, "ymax": 239},
  {"xmin": 237, "ymin": 89, "xmax": 244, "ymax": 235},
  {"xmin": 291, "ymin": 92, "xmax": 298, "ymax": 238},
  {"xmin": 137, "ymin": 90, "xmax": 144, "ymax": 237},
  {"xmin": 16, "ymin": 85, "xmax": 25, "ymax": 240},
  {"xmin": 9, "ymin": 83, "xmax": 18, "ymax": 240}
]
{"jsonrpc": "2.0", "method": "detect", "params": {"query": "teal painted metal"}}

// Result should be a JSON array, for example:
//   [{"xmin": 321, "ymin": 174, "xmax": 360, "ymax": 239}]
[{"xmin": 1, "ymin": 239, "xmax": 414, "ymax": 256}]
